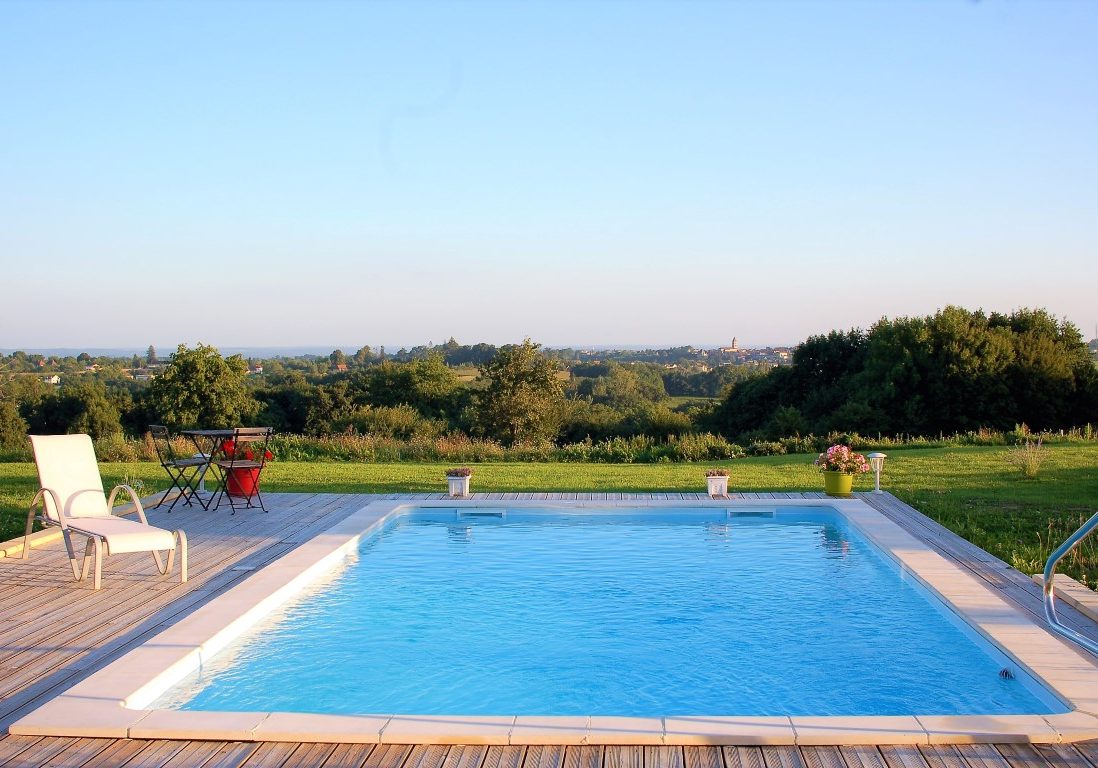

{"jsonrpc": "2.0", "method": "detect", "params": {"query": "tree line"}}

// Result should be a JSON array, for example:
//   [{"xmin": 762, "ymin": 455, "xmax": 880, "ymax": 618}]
[
  {"xmin": 708, "ymin": 306, "xmax": 1097, "ymax": 440},
  {"xmin": 1, "ymin": 307, "xmax": 1095, "ymax": 455}
]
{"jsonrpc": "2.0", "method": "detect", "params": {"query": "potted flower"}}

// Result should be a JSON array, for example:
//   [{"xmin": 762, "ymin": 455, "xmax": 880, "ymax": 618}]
[
  {"xmin": 446, "ymin": 467, "xmax": 473, "ymax": 498},
  {"xmin": 813, "ymin": 444, "xmax": 869, "ymax": 497},
  {"xmin": 220, "ymin": 440, "xmax": 274, "ymax": 499},
  {"xmin": 705, "ymin": 468, "xmax": 730, "ymax": 498}
]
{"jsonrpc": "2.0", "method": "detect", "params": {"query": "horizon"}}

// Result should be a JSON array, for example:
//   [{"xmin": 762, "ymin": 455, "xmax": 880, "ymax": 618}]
[
  {"xmin": 0, "ymin": 339, "xmax": 796, "ymax": 358},
  {"xmin": 3, "ymin": 1, "xmax": 1096, "ymax": 346}
]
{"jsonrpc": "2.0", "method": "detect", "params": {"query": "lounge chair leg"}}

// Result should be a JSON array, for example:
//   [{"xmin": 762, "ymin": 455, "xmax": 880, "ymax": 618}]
[
  {"xmin": 63, "ymin": 530, "xmax": 83, "ymax": 581},
  {"xmin": 178, "ymin": 530, "xmax": 188, "ymax": 583},
  {"xmin": 22, "ymin": 505, "xmax": 35, "ymax": 561},
  {"xmin": 81, "ymin": 538, "xmax": 95, "ymax": 582},
  {"xmin": 92, "ymin": 538, "xmax": 102, "ymax": 590},
  {"xmin": 151, "ymin": 548, "xmax": 167, "ymax": 575}
]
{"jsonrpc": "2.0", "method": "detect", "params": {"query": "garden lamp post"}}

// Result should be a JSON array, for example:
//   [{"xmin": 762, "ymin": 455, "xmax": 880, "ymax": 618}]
[{"xmin": 867, "ymin": 452, "xmax": 887, "ymax": 494}]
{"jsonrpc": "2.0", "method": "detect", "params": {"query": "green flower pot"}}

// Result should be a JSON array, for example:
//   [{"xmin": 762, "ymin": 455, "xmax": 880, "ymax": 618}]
[{"xmin": 823, "ymin": 471, "xmax": 854, "ymax": 497}]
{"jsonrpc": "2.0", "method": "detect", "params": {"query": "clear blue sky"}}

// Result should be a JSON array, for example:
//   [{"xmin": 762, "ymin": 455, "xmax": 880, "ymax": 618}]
[{"xmin": 2, "ymin": 0, "xmax": 1096, "ymax": 350}]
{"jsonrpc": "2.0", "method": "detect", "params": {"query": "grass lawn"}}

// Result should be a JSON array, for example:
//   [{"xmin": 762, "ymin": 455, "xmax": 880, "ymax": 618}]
[{"xmin": 1, "ymin": 444, "xmax": 1095, "ymax": 587}]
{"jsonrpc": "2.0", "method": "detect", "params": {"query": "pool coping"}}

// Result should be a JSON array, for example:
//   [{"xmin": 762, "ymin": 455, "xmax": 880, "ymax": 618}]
[{"xmin": 10, "ymin": 497, "xmax": 1098, "ymax": 746}]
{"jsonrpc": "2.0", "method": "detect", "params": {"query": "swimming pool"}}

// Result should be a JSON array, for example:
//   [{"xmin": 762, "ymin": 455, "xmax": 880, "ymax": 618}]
[
  {"xmin": 13, "ymin": 497, "xmax": 1098, "ymax": 745},
  {"xmin": 156, "ymin": 506, "xmax": 1063, "ymax": 718}
]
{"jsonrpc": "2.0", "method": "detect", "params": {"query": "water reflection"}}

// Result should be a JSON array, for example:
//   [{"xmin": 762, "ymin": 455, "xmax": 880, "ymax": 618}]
[
  {"xmin": 447, "ymin": 524, "xmax": 474, "ymax": 543},
  {"xmin": 704, "ymin": 522, "xmax": 731, "ymax": 541},
  {"xmin": 818, "ymin": 524, "xmax": 850, "ymax": 557}
]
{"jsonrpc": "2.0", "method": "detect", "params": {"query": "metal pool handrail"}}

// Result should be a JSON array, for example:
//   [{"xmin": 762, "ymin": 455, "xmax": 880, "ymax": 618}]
[{"xmin": 1042, "ymin": 509, "xmax": 1098, "ymax": 656}]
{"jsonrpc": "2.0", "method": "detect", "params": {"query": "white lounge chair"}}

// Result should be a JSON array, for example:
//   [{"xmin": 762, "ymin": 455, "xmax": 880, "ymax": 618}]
[{"xmin": 24, "ymin": 434, "xmax": 188, "ymax": 590}]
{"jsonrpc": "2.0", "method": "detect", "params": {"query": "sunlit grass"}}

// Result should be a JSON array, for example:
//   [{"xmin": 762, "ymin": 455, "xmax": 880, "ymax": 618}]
[{"xmin": 2, "ymin": 444, "xmax": 1095, "ymax": 586}]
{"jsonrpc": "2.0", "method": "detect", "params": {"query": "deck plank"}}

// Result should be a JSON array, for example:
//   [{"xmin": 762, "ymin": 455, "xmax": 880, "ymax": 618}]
[
  {"xmin": 877, "ymin": 746, "xmax": 931, "ymax": 768},
  {"xmin": 70, "ymin": 737, "xmax": 151, "ymax": 767},
  {"xmin": 100, "ymin": 739, "xmax": 191, "ymax": 768},
  {"xmin": 1030, "ymin": 747, "xmax": 1092, "ymax": 768},
  {"xmin": 724, "ymin": 748, "xmax": 766, "ymax": 768},
  {"xmin": 0, "ymin": 735, "xmax": 78, "ymax": 766},
  {"xmin": 0, "ymin": 735, "xmax": 42, "ymax": 765},
  {"xmin": 801, "ymin": 747, "xmax": 848, "ymax": 768},
  {"xmin": 322, "ymin": 744, "xmax": 378, "ymax": 768},
  {"xmin": 565, "ymin": 746, "xmax": 601, "ymax": 768},
  {"xmin": 281, "ymin": 742, "xmax": 340, "ymax": 768},
  {"xmin": 407, "ymin": 745, "xmax": 454, "ymax": 768},
  {"xmin": 525, "ymin": 745, "xmax": 566, "ymax": 768},
  {"xmin": 1074, "ymin": 746, "xmax": 1098, "ymax": 768},
  {"xmin": 955, "ymin": 745, "xmax": 1015, "ymax": 768},
  {"xmin": 444, "ymin": 745, "xmax": 489, "ymax": 768},
  {"xmin": 840, "ymin": 747, "xmax": 887, "ymax": 768},
  {"xmin": 239, "ymin": 740, "xmax": 300, "ymax": 767},
  {"xmin": 645, "ymin": 747, "xmax": 685, "ymax": 768},
  {"xmin": 198, "ymin": 742, "xmax": 263, "ymax": 768},
  {"xmin": 483, "ymin": 746, "xmax": 526, "ymax": 768},
  {"xmin": 684, "ymin": 746, "xmax": 723, "ymax": 768},
  {"xmin": 919, "ymin": 746, "xmax": 969, "ymax": 768},
  {"xmin": 995, "ymin": 745, "xmax": 1057, "ymax": 768},
  {"xmin": 604, "ymin": 746, "xmax": 643, "ymax": 768},
  {"xmin": 363, "ymin": 744, "xmax": 415, "ymax": 768},
  {"xmin": 763, "ymin": 747, "xmax": 807, "ymax": 768}
]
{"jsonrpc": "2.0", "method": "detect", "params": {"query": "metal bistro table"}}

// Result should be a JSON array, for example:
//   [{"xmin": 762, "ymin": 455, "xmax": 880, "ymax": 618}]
[{"xmin": 179, "ymin": 429, "xmax": 236, "ymax": 510}]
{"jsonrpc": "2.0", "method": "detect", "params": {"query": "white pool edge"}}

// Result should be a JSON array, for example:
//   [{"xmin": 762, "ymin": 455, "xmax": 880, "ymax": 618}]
[{"xmin": 11, "ymin": 497, "xmax": 1098, "ymax": 745}]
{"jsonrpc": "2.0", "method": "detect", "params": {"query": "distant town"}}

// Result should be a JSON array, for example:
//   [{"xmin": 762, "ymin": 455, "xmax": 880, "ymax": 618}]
[{"xmin": 0, "ymin": 339, "xmax": 798, "ymax": 385}]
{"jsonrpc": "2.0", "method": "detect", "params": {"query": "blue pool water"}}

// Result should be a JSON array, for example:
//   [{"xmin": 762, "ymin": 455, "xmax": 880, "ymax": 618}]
[{"xmin": 159, "ymin": 507, "xmax": 1066, "ymax": 717}]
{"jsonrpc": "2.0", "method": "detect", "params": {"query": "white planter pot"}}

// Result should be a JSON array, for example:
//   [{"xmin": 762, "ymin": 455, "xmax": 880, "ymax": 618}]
[
  {"xmin": 447, "ymin": 476, "xmax": 471, "ymax": 498},
  {"xmin": 706, "ymin": 475, "xmax": 729, "ymax": 498}
]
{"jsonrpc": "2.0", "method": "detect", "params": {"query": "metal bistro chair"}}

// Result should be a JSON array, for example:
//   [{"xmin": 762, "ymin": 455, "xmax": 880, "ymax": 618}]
[
  {"xmin": 149, "ymin": 425, "xmax": 209, "ymax": 512},
  {"xmin": 212, "ymin": 427, "xmax": 274, "ymax": 514}
]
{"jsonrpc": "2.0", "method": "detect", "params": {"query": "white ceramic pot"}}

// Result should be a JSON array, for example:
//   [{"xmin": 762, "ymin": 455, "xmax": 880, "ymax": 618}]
[
  {"xmin": 447, "ymin": 475, "xmax": 471, "ymax": 498},
  {"xmin": 706, "ymin": 475, "xmax": 729, "ymax": 497}
]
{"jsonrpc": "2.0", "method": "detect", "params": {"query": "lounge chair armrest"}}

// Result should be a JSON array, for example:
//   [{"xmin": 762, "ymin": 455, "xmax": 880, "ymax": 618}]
[
  {"xmin": 107, "ymin": 484, "xmax": 147, "ymax": 523},
  {"xmin": 29, "ymin": 487, "xmax": 66, "ymax": 528}
]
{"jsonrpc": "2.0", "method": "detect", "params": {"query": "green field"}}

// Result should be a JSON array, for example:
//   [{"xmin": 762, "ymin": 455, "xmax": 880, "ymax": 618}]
[{"xmin": 2, "ymin": 444, "xmax": 1095, "ymax": 587}]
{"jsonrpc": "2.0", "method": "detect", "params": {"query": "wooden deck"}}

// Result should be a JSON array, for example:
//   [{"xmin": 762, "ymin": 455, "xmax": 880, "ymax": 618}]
[{"xmin": 0, "ymin": 491, "xmax": 1095, "ymax": 767}]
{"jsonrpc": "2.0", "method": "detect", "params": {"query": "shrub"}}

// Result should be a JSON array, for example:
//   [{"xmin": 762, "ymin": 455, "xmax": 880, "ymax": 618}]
[
  {"xmin": 1007, "ymin": 423, "xmax": 1032, "ymax": 446},
  {"xmin": 662, "ymin": 432, "xmax": 743, "ymax": 462},
  {"xmin": 94, "ymin": 433, "xmax": 142, "ymax": 462},
  {"xmin": 558, "ymin": 439, "xmax": 594, "ymax": 463},
  {"xmin": 1005, "ymin": 439, "xmax": 1050, "ymax": 479},
  {"xmin": 957, "ymin": 428, "xmax": 1005, "ymax": 446},
  {"xmin": 336, "ymin": 405, "xmax": 446, "ymax": 441},
  {"xmin": 779, "ymin": 435, "xmax": 817, "ymax": 455},
  {"xmin": 588, "ymin": 436, "xmax": 648, "ymax": 463},
  {"xmin": 748, "ymin": 440, "xmax": 787, "ymax": 456}
]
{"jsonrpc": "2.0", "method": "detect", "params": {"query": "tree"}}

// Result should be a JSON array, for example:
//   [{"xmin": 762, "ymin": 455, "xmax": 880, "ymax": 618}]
[
  {"xmin": 24, "ymin": 379, "xmax": 123, "ymax": 439},
  {"xmin": 329, "ymin": 349, "xmax": 347, "ymax": 369},
  {"xmin": 144, "ymin": 344, "xmax": 259, "ymax": 429},
  {"xmin": 352, "ymin": 346, "xmax": 375, "ymax": 367},
  {"xmin": 0, "ymin": 398, "xmax": 28, "ymax": 449},
  {"xmin": 475, "ymin": 339, "xmax": 565, "ymax": 445},
  {"xmin": 992, "ymin": 309, "xmax": 1090, "ymax": 430},
  {"xmin": 146, "ymin": 345, "xmax": 158, "ymax": 364},
  {"xmin": 352, "ymin": 355, "xmax": 461, "ymax": 421}
]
